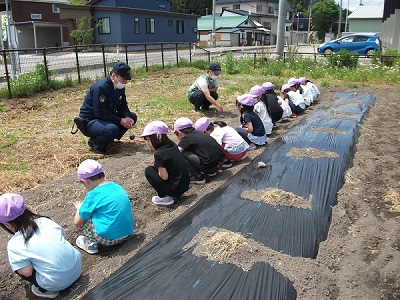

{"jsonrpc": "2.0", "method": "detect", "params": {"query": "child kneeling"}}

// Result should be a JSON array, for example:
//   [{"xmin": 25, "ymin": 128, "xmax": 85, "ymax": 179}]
[{"xmin": 141, "ymin": 121, "xmax": 190, "ymax": 206}]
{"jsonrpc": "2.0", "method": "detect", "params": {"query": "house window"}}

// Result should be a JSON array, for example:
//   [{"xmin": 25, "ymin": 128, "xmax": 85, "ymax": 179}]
[
  {"xmin": 268, "ymin": 6, "xmax": 274, "ymax": 14},
  {"xmin": 98, "ymin": 17, "xmax": 111, "ymax": 34},
  {"xmin": 134, "ymin": 17, "xmax": 139, "ymax": 34},
  {"xmin": 176, "ymin": 20, "xmax": 184, "ymax": 34},
  {"xmin": 256, "ymin": 5, "xmax": 262, "ymax": 12},
  {"xmin": 146, "ymin": 18, "xmax": 155, "ymax": 34},
  {"xmin": 168, "ymin": 19, "xmax": 173, "ymax": 26},
  {"xmin": 52, "ymin": 4, "xmax": 60, "ymax": 13},
  {"xmin": 263, "ymin": 22, "xmax": 271, "ymax": 30},
  {"xmin": 233, "ymin": 4, "xmax": 240, "ymax": 9},
  {"xmin": 31, "ymin": 14, "xmax": 42, "ymax": 20}
]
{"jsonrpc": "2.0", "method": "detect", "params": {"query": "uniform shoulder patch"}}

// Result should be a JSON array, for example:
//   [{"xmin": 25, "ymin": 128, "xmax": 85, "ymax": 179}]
[{"xmin": 99, "ymin": 95, "xmax": 106, "ymax": 103}]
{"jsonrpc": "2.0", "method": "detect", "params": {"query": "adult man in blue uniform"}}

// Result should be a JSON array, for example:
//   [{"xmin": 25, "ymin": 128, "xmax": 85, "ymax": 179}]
[{"xmin": 79, "ymin": 62, "xmax": 137, "ymax": 154}]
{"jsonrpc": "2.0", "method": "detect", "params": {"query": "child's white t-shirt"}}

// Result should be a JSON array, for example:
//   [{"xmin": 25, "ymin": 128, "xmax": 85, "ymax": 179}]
[
  {"xmin": 300, "ymin": 84, "xmax": 313, "ymax": 106},
  {"xmin": 278, "ymin": 95, "xmax": 292, "ymax": 118},
  {"xmin": 287, "ymin": 91, "xmax": 306, "ymax": 109},
  {"xmin": 254, "ymin": 101, "xmax": 273, "ymax": 134}
]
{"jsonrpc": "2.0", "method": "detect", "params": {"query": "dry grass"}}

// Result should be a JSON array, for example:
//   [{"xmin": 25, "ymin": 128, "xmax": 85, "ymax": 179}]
[
  {"xmin": 203, "ymin": 230, "xmax": 250, "ymax": 260},
  {"xmin": 385, "ymin": 188, "xmax": 400, "ymax": 212},
  {"xmin": 310, "ymin": 127, "xmax": 347, "ymax": 134},
  {"xmin": 241, "ymin": 188, "xmax": 312, "ymax": 209},
  {"xmin": 287, "ymin": 147, "xmax": 340, "ymax": 159}
]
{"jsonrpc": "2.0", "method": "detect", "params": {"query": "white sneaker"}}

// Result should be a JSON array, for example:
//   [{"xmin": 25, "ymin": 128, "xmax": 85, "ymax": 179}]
[
  {"xmin": 152, "ymin": 195, "xmax": 174, "ymax": 206},
  {"xmin": 76, "ymin": 235, "xmax": 98, "ymax": 254},
  {"xmin": 31, "ymin": 285, "xmax": 59, "ymax": 299}
]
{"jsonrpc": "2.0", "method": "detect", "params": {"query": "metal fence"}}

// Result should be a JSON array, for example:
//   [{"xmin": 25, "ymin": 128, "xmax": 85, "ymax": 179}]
[
  {"xmin": 0, "ymin": 42, "xmax": 394, "ymax": 98},
  {"xmin": 0, "ymin": 42, "xmax": 211, "ymax": 98}
]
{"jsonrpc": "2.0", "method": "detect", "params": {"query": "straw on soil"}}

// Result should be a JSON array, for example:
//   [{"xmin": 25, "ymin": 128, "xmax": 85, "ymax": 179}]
[
  {"xmin": 310, "ymin": 127, "xmax": 347, "ymax": 134},
  {"xmin": 287, "ymin": 147, "xmax": 340, "ymax": 159},
  {"xmin": 241, "ymin": 188, "xmax": 311, "ymax": 209},
  {"xmin": 385, "ymin": 188, "xmax": 400, "ymax": 212},
  {"xmin": 203, "ymin": 230, "xmax": 251, "ymax": 260}
]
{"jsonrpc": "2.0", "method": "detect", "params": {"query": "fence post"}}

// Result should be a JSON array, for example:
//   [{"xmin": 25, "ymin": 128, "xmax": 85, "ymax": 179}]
[
  {"xmin": 144, "ymin": 43, "xmax": 149, "ymax": 72},
  {"xmin": 75, "ymin": 46, "xmax": 81, "ymax": 84},
  {"xmin": 253, "ymin": 53, "xmax": 256, "ymax": 68},
  {"xmin": 102, "ymin": 44, "xmax": 107, "ymax": 77},
  {"xmin": 189, "ymin": 42, "xmax": 192, "ymax": 63},
  {"xmin": 161, "ymin": 42, "xmax": 165, "ymax": 69},
  {"xmin": 208, "ymin": 51, "xmax": 211, "ymax": 63},
  {"xmin": 42, "ymin": 48, "xmax": 49, "ymax": 83},
  {"xmin": 175, "ymin": 42, "xmax": 179, "ymax": 67},
  {"xmin": 2, "ymin": 50, "xmax": 12, "ymax": 98},
  {"xmin": 125, "ymin": 43, "xmax": 128, "ymax": 64}
]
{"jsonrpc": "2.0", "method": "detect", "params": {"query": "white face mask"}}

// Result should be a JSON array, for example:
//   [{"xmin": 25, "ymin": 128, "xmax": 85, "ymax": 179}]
[
  {"xmin": 211, "ymin": 75, "xmax": 219, "ymax": 80},
  {"xmin": 114, "ymin": 81, "xmax": 126, "ymax": 89}
]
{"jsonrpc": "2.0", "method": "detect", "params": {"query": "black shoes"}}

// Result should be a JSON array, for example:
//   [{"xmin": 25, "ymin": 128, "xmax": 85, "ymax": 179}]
[{"xmin": 88, "ymin": 138, "xmax": 106, "ymax": 154}]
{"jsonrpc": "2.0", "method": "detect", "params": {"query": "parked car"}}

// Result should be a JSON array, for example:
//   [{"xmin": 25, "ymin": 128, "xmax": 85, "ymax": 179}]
[{"xmin": 317, "ymin": 34, "xmax": 381, "ymax": 55}]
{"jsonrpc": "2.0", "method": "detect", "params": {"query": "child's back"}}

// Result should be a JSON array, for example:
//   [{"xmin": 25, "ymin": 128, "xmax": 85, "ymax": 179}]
[{"xmin": 179, "ymin": 130, "xmax": 225, "ymax": 167}]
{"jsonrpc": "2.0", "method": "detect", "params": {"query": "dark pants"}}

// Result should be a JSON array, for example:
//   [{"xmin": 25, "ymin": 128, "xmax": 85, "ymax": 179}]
[
  {"xmin": 270, "ymin": 111, "xmax": 283, "ymax": 124},
  {"xmin": 289, "ymin": 101, "xmax": 305, "ymax": 114},
  {"xmin": 181, "ymin": 150, "xmax": 220, "ymax": 178},
  {"xmin": 145, "ymin": 166, "xmax": 189, "ymax": 198},
  {"xmin": 189, "ymin": 90, "xmax": 218, "ymax": 110},
  {"xmin": 16, "ymin": 269, "xmax": 47, "ymax": 293},
  {"xmin": 85, "ymin": 112, "xmax": 137, "ymax": 152},
  {"xmin": 235, "ymin": 127, "xmax": 252, "ymax": 145}
]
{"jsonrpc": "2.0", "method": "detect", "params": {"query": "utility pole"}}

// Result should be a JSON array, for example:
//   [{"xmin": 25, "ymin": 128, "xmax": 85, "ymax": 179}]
[
  {"xmin": 276, "ymin": 0, "xmax": 286, "ymax": 56},
  {"xmin": 212, "ymin": 0, "xmax": 216, "ymax": 47},
  {"xmin": 338, "ymin": 0, "xmax": 342, "ymax": 37},
  {"xmin": 308, "ymin": 0, "xmax": 312, "ymax": 44}
]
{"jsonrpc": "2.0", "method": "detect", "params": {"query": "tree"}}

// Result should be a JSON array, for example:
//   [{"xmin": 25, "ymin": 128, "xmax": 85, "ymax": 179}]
[
  {"xmin": 69, "ymin": 0, "xmax": 88, "ymax": 4},
  {"xmin": 170, "ymin": 0, "xmax": 212, "ymax": 16},
  {"xmin": 69, "ymin": 16, "xmax": 96, "ymax": 45},
  {"xmin": 311, "ymin": 0, "xmax": 339, "ymax": 41}
]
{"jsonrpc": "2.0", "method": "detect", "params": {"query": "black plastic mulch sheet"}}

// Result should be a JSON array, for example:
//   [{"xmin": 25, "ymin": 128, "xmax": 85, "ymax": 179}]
[{"xmin": 83, "ymin": 92, "xmax": 375, "ymax": 300}]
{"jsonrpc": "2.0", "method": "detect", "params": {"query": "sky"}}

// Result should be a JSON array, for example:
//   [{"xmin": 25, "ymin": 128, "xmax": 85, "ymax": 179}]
[{"xmin": 338, "ymin": 0, "xmax": 385, "ymax": 12}]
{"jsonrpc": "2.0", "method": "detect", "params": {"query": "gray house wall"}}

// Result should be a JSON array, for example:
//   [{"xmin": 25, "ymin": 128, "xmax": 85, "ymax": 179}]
[
  {"xmin": 381, "ymin": 0, "xmax": 400, "ymax": 50},
  {"xmin": 348, "ymin": 19, "xmax": 382, "ymax": 33}
]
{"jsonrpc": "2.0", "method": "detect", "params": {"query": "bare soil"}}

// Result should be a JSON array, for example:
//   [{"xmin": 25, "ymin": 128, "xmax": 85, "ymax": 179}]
[{"xmin": 0, "ymin": 86, "xmax": 399, "ymax": 300}]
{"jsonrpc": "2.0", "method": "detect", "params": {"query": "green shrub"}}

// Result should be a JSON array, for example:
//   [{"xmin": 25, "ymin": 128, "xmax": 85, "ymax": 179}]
[
  {"xmin": 371, "ymin": 48, "xmax": 400, "ymax": 67},
  {"xmin": 326, "ymin": 49, "xmax": 358, "ymax": 68},
  {"xmin": 225, "ymin": 52, "xmax": 235, "ymax": 74}
]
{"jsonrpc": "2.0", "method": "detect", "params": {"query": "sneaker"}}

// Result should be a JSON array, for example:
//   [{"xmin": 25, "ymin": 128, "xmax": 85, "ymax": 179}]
[
  {"xmin": 207, "ymin": 172, "xmax": 218, "ymax": 177},
  {"xmin": 289, "ymin": 113, "xmax": 298, "ymax": 118},
  {"xmin": 249, "ymin": 143, "xmax": 257, "ymax": 150},
  {"xmin": 152, "ymin": 195, "xmax": 174, "ymax": 206},
  {"xmin": 31, "ymin": 285, "xmax": 59, "ymax": 299},
  {"xmin": 190, "ymin": 175, "xmax": 206, "ymax": 185},
  {"xmin": 76, "ymin": 235, "xmax": 98, "ymax": 254},
  {"xmin": 221, "ymin": 160, "xmax": 232, "ymax": 168},
  {"xmin": 193, "ymin": 107, "xmax": 200, "ymax": 112},
  {"xmin": 88, "ymin": 138, "xmax": 106, "ymax": 154},
  {"xmin": 237, "ymin": 155, "xmax": 247, "ymax": 161}
]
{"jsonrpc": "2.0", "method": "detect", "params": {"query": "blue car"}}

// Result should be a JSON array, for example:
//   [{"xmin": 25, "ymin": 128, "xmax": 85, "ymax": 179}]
[{"xmin": 317, "ymin": 34, "xmax": 381, "ymax": 55}]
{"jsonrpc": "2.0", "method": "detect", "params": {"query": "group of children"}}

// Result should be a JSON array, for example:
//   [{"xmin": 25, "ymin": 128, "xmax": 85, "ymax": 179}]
[
  {"xmin": 142, "ymin": 76, "xmax": 320, "ymax": 206},
  {"xmin": 0, "ymin": 76, "xmax": 319, "ymax": 298},
  {"xmin": 0, "ymin": 158, "xmax": 136, "ymax": 298}
]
